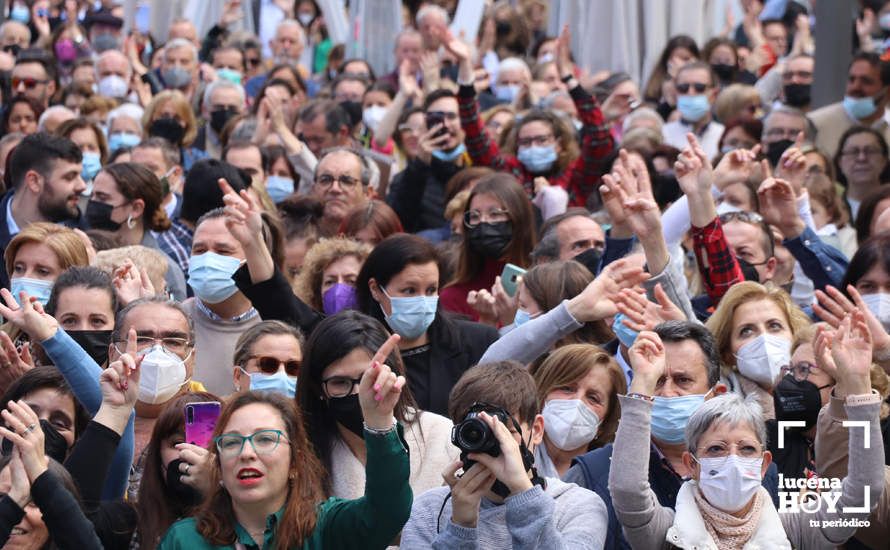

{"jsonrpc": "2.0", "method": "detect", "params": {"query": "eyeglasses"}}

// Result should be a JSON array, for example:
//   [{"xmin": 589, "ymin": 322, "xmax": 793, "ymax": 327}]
[
  {"xmin": 693, "ymin": 443, "xmax": 764, "ymax": 460},
  {"xmin": 464, "ymin": 208, "xmax": 510, "ymax": 228},
  {"xmin": 315, "ymin": 173, "xmax": 361, "ymax": 190},
  {"xmin": 780, "ymin": 361, "xmax": 818, "ymax": 382},
  {"xmin": 12, "ymin": 77, "xmax": 49, "ymax": 89},
  {"xmin": 840, "ymin": 147, "xmax": 883, "ymax": 159},
  {"xmin": 397, "ymin": 123, "xmax": 424, "ymax": 134},
  {"xmin": 675, "ymin": 82, "xmax": 708, "ymax": 94},
  {"xmin": 517, "ymin": 134, "xmax": 554, "ymax": 148},
  {"xmin": 245, "ymin": 356, "xmax": 301, "ymax": 376},
  {"xmin": 246, "ymin": 57, "xmax": 262, "ymax": 67},
  {"xmin": 114, "ymin": 335, "xmax": 192, "ymax": 357},
  {"xmin": 425, "ymin": 110, "xmax": 458, "ymax": 121},
  {"xmin": 214, "ymin": 429, "xmax": 288, "ymax": 458},
  {"xmin": 321, "ymin": 375, "xmax": 362, "ymax": 398},
  {"xmin": 765, "ymin": 127, "xmax": 802, "ymax": 140},
  {"xmin": 718, "ymin": 211, "xmax": 776, "ymax": 257}
]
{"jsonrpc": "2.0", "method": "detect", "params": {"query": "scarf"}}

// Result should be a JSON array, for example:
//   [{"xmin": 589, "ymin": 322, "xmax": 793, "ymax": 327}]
[{"xmin": 693, "ymin": 484, "xmax": 765, "ymax": 550}]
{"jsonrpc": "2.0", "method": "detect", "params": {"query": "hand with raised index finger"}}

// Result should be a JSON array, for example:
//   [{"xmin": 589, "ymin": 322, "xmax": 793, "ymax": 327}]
[
  {"xmin": 219, "ymin": 178, "xmax": 264, "ymax": 248},
  {"xmin": 0, "ymin": 288, "xmax": 57, "ymax": 343},
  {"xmin": 358, "ymin": 334, "xmax": 405, "ymax": 430},
  {"xmin": 100, "ymin": 327, "xmax": 142, "ymax": 409}
]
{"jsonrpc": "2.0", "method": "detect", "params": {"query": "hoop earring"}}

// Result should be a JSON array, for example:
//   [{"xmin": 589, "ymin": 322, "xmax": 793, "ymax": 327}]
[{"xmin": 126, "ymin": 214, "xmax": 135, "ymax": 229}]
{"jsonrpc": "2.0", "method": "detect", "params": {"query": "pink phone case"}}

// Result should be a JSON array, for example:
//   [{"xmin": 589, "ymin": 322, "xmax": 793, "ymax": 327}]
[{"xmin": 184, "ymin": 401, "xmax": 221, "ymax": 449}]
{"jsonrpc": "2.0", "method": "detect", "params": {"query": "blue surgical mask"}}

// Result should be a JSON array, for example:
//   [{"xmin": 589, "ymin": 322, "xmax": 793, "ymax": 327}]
[
  {"xmin": 81, "ymin": 152, "xmax": 102, "ymax": 181},
  {"xmin": 431, "ymin": 142, "xmax": 466, "ymax": 162},
  {"xmin": 187, "ymin": 252, "xmax": 242, "ymax": 304},
  {"xmin": 517, "ymin": 144, "xmax": 557, "ymax": 173},
  {"xmin": 843, "ymin": 95, "xmax": 878, "ymax": 120},
  {"xmin": 677, "ymin": 94, "xmax": 711, "ymax": 122},
  {"xmin": 611, "ymin": 313, "xmax": 638, "ymax": 348},
  {"xmin": 650, "ymin": 393, "xmax": 707, "ymax": 444},
  {"xmin": 216, "ymin": 68, "xmax": 242, "ymax": 85},
  {"xmin": 108, "ymin": 132, "xmax": 141, "ymax": 153},
  {"xmin": 10, "ymin": 4, "xmax": 29, "ymax": 24},
  {"xmin": 265, "ymin": 175, "xmax": 295, "ymax": 203},
  {"xmin": 9, "ymin": 277, "xmax": 53, "ymax": 307},
  {"xmin": 240, "ymin": 368, "xmax": 296, "ymax": 397},
  {"xmin": 380, "ymin": 286, "xmax": 438, "ymax": 340},
  {"xmin": 513, "ymin": 308, "xmax": 532, "ymax": 327},
  {"xmin": 495, "ymin": 84, "xmax": 521, "ymax": 103}
]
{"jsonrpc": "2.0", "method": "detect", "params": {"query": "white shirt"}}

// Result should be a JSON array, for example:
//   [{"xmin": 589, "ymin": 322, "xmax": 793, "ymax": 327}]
[
  {"xmin": 662, "ymin": 119, "xmax": 726, "ymax": 162},
  {"xmin": 259, "ymin": 0, "xmax": 287, "ymax": 59}
]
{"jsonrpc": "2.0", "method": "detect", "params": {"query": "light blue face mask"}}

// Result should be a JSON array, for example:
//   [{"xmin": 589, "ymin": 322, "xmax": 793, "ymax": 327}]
[
  {"xmin": 216, "ymin": 68, "xmax": 243, "ymax": 85},
  {"xmin": 495, "ymin": 84, "xmax": 521, "ymax": 103},
  {"xmin": 187, "ymin": 252, "xmax": 243, "ymax": 304},
  {"xmin": 240, "ymin": 368, "xmax": 296, "ymax": 397},
  {"xmin": 677, "ymin": 94, "xmax": 711, "ymax": 122},
  {"xmin": 843, "ymin": 95, "xmax": 879, "ymax": 120},
  {"xmin": 9, "ymin": 277, "xmax": 53, "ymax": 307},
  {"xmin": 611, "ymin": 313, "xmax": 639, "ymax": 348},
  {"xmin": 514, "ymin": 308, "xmax": 532, "ymax": 327},
  {"xmin": 380, "ymin": 286, "xmax": 438, "ymax": 340},
  {"xmin": 265, "ymin": 175, "xmax": 295, "ymax": 203},
  {"xmin": 517, "ymin": 144, "xmax": 557, "ymax": 173},
  {"xmin": 81, "ymin": 152, "xmax": 102, "ymax": 181},
  {"xmin": 431, "ymin": 142, "xmax": 466, "ymax": 162},
  {"xmin": 10, "ymin": 4, "xmax": 29, "ymax": 24},
  {"xmin": 650, "ymin": 393, "xmax": 707, "ymax": 444},
  {"xmin": 108, "ymin": 132, "xmax": 141, "ymax": 153}
]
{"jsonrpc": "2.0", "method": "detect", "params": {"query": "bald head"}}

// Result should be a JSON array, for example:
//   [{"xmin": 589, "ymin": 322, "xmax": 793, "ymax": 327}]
[{"xmin": 96, "ymin": 50, "xmax": 132, "ymax": 80}]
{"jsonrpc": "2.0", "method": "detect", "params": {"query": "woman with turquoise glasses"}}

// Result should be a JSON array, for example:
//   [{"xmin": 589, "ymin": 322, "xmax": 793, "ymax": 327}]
[{"xmin": 159, "ymin": 337, "xmax": 412, "ymax": 549}]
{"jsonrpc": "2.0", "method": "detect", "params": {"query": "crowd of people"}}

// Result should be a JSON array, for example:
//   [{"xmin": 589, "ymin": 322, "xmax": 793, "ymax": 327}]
[{"xmin": 0, "ymin": 0, "xmax": 889, "ymax": 548}]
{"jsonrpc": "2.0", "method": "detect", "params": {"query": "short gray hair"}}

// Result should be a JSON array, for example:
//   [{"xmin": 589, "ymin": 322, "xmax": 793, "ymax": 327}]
[
  {"xmin": 685, "ymin": 392, "xmax": 767, "ymax": 454},
  {"xmin": 497, "ymin": 57, "xmax": 531, "ymax": 81},
  {"xmin": 163, "ymin": 38, "xmax": 198, "ymax": 65},
  {"xmin": 415, "ymin": 4, "xmax": 449, "ymax": 26},
  {"xmin": 202, "ymin": 78, "xmax": 246, "ymax": 110},
  {"xmin": 654, "ymin": 321, "xmax": 721, "ymax": 387},
  {"xmin": 763, "ymin": 105, "xmax": 816, "ymax": 142},
  {"xmin": 37, "ymin": 106, "xmax": 75, "ymax": 132},
  {"xmin": 623, "ymin": 106, "xmax": 663, "ymax": 133},
  {"xmin": 111, "ymin": 295, "xmax": 195, "ymax": 345},
  {"xmin": 106, "ymin": 103, "xmax": 145, "ymax": 131},
  {"xmin": 315, "ymin": 147, "xmax": 373, "ymax": 188}
]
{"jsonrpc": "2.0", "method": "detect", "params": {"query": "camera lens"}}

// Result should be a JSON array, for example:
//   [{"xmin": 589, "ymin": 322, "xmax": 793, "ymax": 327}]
[{"xmin": 457, "ymin": 418, "xmax": 490, "ymax": 452}]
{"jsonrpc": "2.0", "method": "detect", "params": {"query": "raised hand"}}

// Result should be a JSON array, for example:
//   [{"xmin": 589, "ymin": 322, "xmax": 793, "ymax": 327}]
[
  {"xmin": 416, "ymin": 124, "xmax": 451, "ymax": 165},
  {"xmin": 176, "ymin": 442, "xmax": 212, "ymax": 494},
  {"xmin": 113, "ymin": 260, "xmax": 156, "ymax": 306},
  {"xmin": 774, "ymin": 132, "xmax": 807, "ymax": 197},
  {"xmin": 566, "ymin": 258, "xmax": 651, "ymax": 323},
  {"xmin": 814, "ymin": 285, "xmax": 890, "ymax": 353},
  {"xmin": 556, "ymin": 24, "xmax": 573, "ymax": 78},
  {"xmin": 442, "ymin": 30, "xmax": 472, "ymax": 63},
  {"xmin": 0, "ymin": 400, "xmax": 48, "ymax": 482},
  {"xmin": 713, "ymin": 145, "xmax": 761, "ymax": 190},
  {"xmin": 358, "ymin": 334, "xmax": 405, "ymax": 430},
  {"xmin": 219, "ymin": 0, "xmax": 243, "ymax": 27},
  {"xmin": 831, "ymin": 310, "xmax": 873, "ymax": 396},
  {"xmin": 398, "ymin": 59, "xmax": 421, "ymax": 100},
  {"xmin": 614, "ymin": 283, "xmax": 686, "ymax": 332},
  {"xmin": 674, "ymin": 133, "xmax": 714, "ymax": 197},
  {"xmin": 443, "ymin": 461, "xmax": 495, "ymax": 527},
  {"xmin": 757, "ymin": 177, "xmax": 805, "ymax": 238},
  {"xmin": 465, "ymin": 412, "xmax": 533, "ymax": 497},
  {"xmin": 627, "ymin": 331, "xmax": 667, "ymax": 395},
  {"xmin": 6, "ymin": 448, "xmax": 30, "ymax": 507},
  {"xmin": 0, "ymin": 331, "xmax": 33, "ymax": 393},
  {"xmin": 813, "ymin": 324, "xmax": 839, "ymax": 381},
  {"xmin": 0, "ymin": 288, "xmax": 57, "ymax": 343},
  {"xmin": 602, "ymin": 149, "xmax": 660, "ymax": 240},
  {"xmin": 467, "ymin": 288, "xmax": 498, "ymax": 326},
  {"xmin": 220, "ymin": 178, "xmax": 264, "ymax": 248},
  {"xmin": 99, "ymin": 328, "xmax": 141, "ymax": 410}
]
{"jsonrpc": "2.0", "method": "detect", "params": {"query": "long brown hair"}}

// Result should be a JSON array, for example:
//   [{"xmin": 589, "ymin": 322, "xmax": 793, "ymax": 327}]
[
  {"xmin": 137, "ymin": 392, "xmax": 219, "ymax": 547},
  {"xmin": 195, "ymin": 392, "xmax": 326, "ymax": 549},
  {"xmin": 502, "ymin": 110, "xmax": 579, "ymax": 173},
  {"xmin": 450, "ymin": 173, "xmax": 535, "ymax": 286},
  {"xmin": 100, "ymin": 162, "xmax": 172, "ymax": 232}
]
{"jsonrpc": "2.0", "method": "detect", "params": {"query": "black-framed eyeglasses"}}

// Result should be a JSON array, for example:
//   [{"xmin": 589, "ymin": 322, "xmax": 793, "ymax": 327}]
[
  {"xmin": 315, "ymin": 173, "xmax": 361, "ymax": 190},
  {"xmin": 675, "ymin": 82, "xmax": 708, "ymax": 94},
  {"xmin": 426, "ymin": 110, "xmax": 458, "ymax": 121},
  {"xmin": 214, "ymin": 429, "xmax": 288, "ymax": 458},
  {"xmin": 840, "ymin": 147, "xmax": 883, "ymax": 159},
  {"xmin": 780, "ymin": 361, "xmax": 818, "ymax": 382},
  {"xmin": 321, "ymin": 375, "xmax": 362, "ymax": 398},
  {"xmin": 517, "ymin": 134, "xmax": 554, "ymax": 148},
  {"xmin": 464, "ymin": 208, "xmax": 510, "ymax": 228},
  {"xmin": 114, "ymin": 335, "xmax": 192, "ymax": 357},
  {"xmin": 244, "ymin": 356, "xmax": 301, "ymax": 376}
]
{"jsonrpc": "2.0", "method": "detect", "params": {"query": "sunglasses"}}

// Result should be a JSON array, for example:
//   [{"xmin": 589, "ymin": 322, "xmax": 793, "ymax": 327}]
[
  {"xmin": 675, "ymin": 82, "xmax": 708, "ymax": 94},
  {"xmin": 246, "ymin": 356, "xmax": 301, "ymax": 376},
  {"xmin": 12, "ymin": 77, "xmax": 48, "ymax": 89},
  {"xmin": 246, "ymin": 58, "xmax": 262, "ymax": 67}
]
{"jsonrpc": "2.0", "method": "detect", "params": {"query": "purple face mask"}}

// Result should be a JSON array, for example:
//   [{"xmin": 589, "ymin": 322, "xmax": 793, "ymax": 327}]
[
  {"xmin": 54, "ymin": 39, "xmax": 78, "ymax": 63},
  {"xmin": 322, "ymin": 283, "xmax": 358, "ymax": 315}
]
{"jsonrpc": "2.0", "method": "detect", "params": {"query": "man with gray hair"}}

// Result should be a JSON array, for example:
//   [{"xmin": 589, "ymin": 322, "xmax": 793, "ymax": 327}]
[
  {"xmin": 37, "ymin": 105, "xmax": 76, "ymax": 134},
  {"xmin": 761, "ymin": 105, "xmax": 815, "ymax": 168},
  {"xmin": 160, "ymin": 37, "xmax": 199, "ymax": 95},
  {"xmin": 416, "ymin": 4, "xmax": 449, "ymax": 54},
  {"xmin": 95, "ymin": 50, "xmax": 133, "ymax": 100},
  {"xmin": 195, "ymin": 79, "xmax": 246, "ymax": 159},
  {"xmin": 311, "ymin": 147, "xmax": 373, "ymax": 236},
  {"xmin": 0, "ymin": 20, "xmax": 30, "ymax": 53},
  {"xmin": 532, "ymin": 208, "xmax": 605, "ymax": 265},
  {"xmin": 564, "ymin": 320, "xmax": 781, "ymax": 550}
]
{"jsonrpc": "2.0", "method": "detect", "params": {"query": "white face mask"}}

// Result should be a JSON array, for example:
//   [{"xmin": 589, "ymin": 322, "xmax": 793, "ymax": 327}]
[
  {"xmin": 362, "ymin": 105, "xmax": 387, "ymax": 132},
  {"xmin": 695, "ymin": 454, "xmax": 763, "ymax": 513},
  {"xmin": 541, "ymin": 398, "xmax": 601, "ymax": 451},
  {"xmin": 715, "ymin": 200, "xmax": 743, "ymax": 216},
  {"xmin": 137, "ymin": 345, "xmax": 187, "ymax": 405},
  {"xmin": 735, "ymin": 333, "xmax": 790, "ymax": 386},
  {"xmin": 861, "ymin": 292, "xmax": 890, "ymax": 332}
]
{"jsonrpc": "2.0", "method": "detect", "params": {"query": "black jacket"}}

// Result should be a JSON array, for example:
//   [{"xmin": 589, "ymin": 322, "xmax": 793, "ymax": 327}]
[{"xmin": 386, "ymin": 157, "xmax": 463, "ymax": 233}]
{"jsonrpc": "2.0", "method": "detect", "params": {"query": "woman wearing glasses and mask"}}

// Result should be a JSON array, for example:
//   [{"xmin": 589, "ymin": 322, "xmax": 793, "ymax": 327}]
[
  {"xmin": 232, "ymin": 321, "xmax": 302, "ymax": 398},
  {"xmin": 834, "ymin": 126, "xmax": 890, "ymax": 220},
  {"xmin": 159, "ymin": 362, "xmax": 413, "ymax": 548},
  {"xmin": 610, "ymin": 319, "xmax": 884, "ymax": 549}
]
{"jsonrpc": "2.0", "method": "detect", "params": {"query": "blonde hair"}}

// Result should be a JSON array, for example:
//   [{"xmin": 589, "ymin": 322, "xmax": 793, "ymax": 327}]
[
  {"xmin": 142, "ymin": 90, "xmax": 198, "ymax": 147},
  {"xmin": 292, "ymin": 238, "xmax": 372, "ymax": 311},
  {"xmin": 93, "ymin": 245, "xmax": 169, "ymax": 293},
  {"xmin": 705, "ymin": 281, "xmax": 811, "ymax": 373},
  {"xmin": 5, "ymin": 222, "xmax": 89, "ymax": 276},
  {"xmin": 444, "ymin": 189, "xmax": 471, "ymax": 221},
  {"xmin": 529, "ymin": 344, "xmax": 626, "ymax": 447},
  {"xmin": 713, "ymin": 84, "xmax": 760, "ymax": 125}
]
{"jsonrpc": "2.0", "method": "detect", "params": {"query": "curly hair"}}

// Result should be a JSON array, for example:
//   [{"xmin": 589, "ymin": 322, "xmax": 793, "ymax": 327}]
[{"xmin": 292, "ymin": 238, "xmax": 372, "ymax": 311}]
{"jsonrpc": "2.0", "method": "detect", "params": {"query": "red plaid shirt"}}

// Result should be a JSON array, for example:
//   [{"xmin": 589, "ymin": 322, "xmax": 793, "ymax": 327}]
[
  {"xmin": 457, "ymin": 84, "xmax": 614, "ymax": 207},
  {"xmin": 691, "ymin": 217, "xmax": 745, "ymax": 305}
]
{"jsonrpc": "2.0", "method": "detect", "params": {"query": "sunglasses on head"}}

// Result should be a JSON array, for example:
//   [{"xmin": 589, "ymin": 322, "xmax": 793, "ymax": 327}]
[
  {"xmin": 246, "ymin": 356, "xmax": 301, "ymax": 376},
  {"xmin": 675, "ymin": 82, "xmax": 708, "ymax": 94}
]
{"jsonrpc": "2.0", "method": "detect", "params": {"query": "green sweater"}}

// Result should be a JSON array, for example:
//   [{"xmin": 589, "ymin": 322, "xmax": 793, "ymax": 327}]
[{"xmin": 158, "ymin": 428, "xmax": 412, "ymax": 550}]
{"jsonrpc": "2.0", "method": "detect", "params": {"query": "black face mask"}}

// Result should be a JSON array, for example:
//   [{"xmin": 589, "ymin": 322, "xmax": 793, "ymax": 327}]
[
  {"xmin": 711, "ymin": 63, "xmax": 736, "ymax": 82},
  {"xmin": 209, "ymin": 108, "xmax": 238, "ymax": 135},
  {"xmin": 149, "ymin": 117, "xmax": 186, "ymax": 146},
  {"xmin": 766, "ymin": 139, "xmax": 794, "ymax": 168},
  {"xmin": 338, "ymin": 100, "xmax": 363, "ymax": 127},
  {"xmin": 85, "ymin": 200, "xmax": 123, "ymax": 231},
  {"xmin": 783, "ymin": 83, "xmax": 811, "ymax": 108},
  {"xmin": 327, "ymin": 394, "xmax": 364, "ymax": 437},
  {"xmin": 572, "ymin": 247, "xmax": 602, "ymax": 277},
  {"xmin": 735, "ymin": 256, "xmax": 761, "ymax": 283},
  {"xmin": 165, "ymin": 458, "xmax": 203, "ymax": 508},
  {"xmin": 495, "ymin": 20, "xmax": 511, "ymax": 36},
  {"xmin": 68, "ymin": 330, "xmax": 112, "ymax": 366},
  {"xmin": 468, "ymin": 221, "xmax": 513, "ymax": 259},
  {"xmin": 2, "ymin": 419, "xmax": 69, "ymax": 463},
  {"xmin": 774, "ymin": 374, "xmax": 828, "ymax": 430}
]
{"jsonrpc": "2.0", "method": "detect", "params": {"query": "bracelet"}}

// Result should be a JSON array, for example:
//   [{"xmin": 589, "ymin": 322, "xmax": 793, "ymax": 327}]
[
  {"xmin": 873, "ymin": 345, "xmax": 890, "ymax": 362},
  {"xmin": 845, "ymin": 390, "xmax": 881, "ymax": 406},
  {"xmin": 363, "ymin": 420, "xmax": 398, "ymax": 435},
  {"xmin": 626, "ymin": 392, "xmax": 655, "ymax": 403},
  {"xmin": 561, "ymin": 74, "xmax": 574, "ymax": 84}
]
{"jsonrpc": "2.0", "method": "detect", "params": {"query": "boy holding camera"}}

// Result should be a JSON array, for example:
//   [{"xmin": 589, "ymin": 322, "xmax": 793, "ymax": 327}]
[{"xmin": 401, "ymin": 361, "xmax": 608, "ymax": 549}]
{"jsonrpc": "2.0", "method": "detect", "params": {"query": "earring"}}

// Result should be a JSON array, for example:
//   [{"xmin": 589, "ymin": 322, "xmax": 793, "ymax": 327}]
[{"xmin": 126, "ymin": 214, "xmax": 135, "ymax": 229}]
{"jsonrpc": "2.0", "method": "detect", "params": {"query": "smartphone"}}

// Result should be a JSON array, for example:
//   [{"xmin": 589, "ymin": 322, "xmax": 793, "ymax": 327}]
[
  {"xmin": 184, "ymin": 402, "xmax": 221, "ymax": 449},
  {"xmin": 425, "ymin": 111, "xmax": 447, "ymax": 138},
  {"xmin": 500, "ymin": 263, "xmax": 527, "ymax": 297}
]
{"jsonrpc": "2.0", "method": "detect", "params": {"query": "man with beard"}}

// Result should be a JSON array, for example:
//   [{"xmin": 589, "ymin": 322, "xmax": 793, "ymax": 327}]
[{"xmin": 0, "ymin": 132, "xmax": 85, "ymax": 287}]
